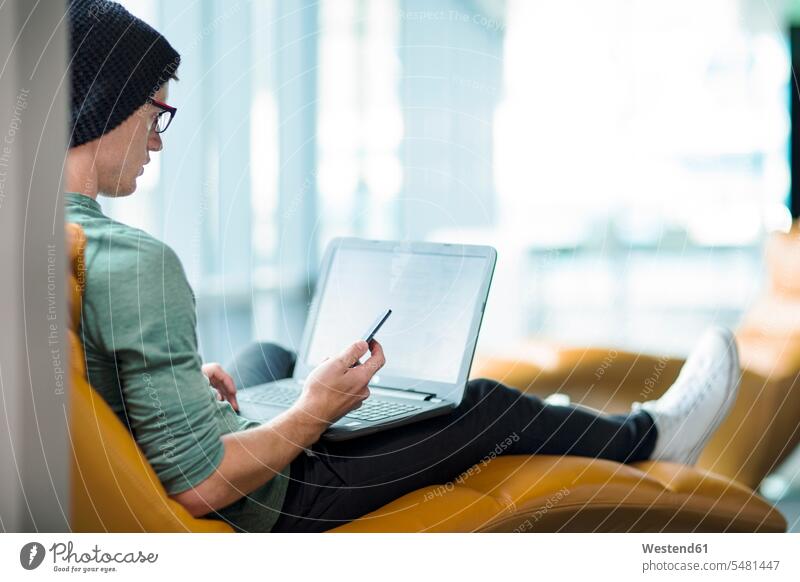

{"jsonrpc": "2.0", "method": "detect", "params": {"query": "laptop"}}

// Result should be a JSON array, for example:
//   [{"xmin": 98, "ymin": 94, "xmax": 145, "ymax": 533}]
[{"xmin": 237, "ymin": 237, "xmax": 497, "ymax": 441}]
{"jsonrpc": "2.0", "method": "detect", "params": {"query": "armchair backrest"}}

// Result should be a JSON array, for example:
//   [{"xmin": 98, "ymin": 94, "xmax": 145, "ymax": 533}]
[{"xmin": 67, "ymin": 223, "xmax": 233, "ymax": 532}]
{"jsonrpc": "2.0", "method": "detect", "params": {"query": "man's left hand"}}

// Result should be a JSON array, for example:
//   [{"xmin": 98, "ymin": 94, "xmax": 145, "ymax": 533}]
[{"xmin": 202, "ymin": 363, "xmax": 239, "ymax": 412}]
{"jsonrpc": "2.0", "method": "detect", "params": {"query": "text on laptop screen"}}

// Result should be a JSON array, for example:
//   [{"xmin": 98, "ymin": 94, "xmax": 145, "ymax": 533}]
[{"xmin": 306, "ymin": 246, "xmax": 487, "ymax": 384}]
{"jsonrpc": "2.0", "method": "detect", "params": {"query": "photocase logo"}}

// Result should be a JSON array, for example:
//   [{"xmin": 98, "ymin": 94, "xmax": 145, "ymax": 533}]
[{"xmin": 19, "ymin": 542, "xmax": 46, "ymax": 570}]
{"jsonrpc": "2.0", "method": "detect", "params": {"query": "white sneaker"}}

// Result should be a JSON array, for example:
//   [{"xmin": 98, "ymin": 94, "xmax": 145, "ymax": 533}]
[{"xmin": 632, "ymin": 326, "xmax": 740, "ymax": 466}]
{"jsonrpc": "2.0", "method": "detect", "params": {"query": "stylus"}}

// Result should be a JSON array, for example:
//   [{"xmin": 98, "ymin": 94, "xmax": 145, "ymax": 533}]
[
  {"xmin": 362, "ymin": 308, "xmax": 392, "ymax": 344},
  {"xmin": 350, "ymin": 308, "xmax": 392, "ymax": 368}
]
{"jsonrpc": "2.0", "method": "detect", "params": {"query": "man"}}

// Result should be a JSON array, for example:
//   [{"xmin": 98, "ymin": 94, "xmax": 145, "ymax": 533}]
[{"xmin": 64, "ymin": 0, "xmax": 740, "ymax": 533}]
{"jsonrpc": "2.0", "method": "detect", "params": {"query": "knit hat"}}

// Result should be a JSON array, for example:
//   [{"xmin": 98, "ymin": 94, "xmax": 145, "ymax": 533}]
[{"xmin": 67, "ymin": 0, "xmax": 180, "ymax": 147}]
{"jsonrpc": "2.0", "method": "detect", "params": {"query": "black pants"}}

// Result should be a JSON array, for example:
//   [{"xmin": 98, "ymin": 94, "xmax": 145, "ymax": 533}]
[{"xmin": 227, "ymin": 342, "xmax": 658, "ymax": 533}]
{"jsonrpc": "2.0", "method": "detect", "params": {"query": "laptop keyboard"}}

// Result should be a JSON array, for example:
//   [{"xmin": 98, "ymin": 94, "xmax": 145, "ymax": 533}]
[
  {"xmin": 240, "ymin": 383, "xmax": 423, "ymax": 422},
  {"xmin": 345, "ymin": 399, "xmax": 422, "ymax": 421},
  {"xmin": 241, "ymin": 383, "xmax": 303, "ymax": 407}
]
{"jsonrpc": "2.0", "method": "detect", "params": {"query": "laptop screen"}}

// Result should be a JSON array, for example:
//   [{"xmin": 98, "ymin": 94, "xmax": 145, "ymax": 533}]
[{"xmin": 305, "ymin": 245, "xmax": 489, "ymax": 384}]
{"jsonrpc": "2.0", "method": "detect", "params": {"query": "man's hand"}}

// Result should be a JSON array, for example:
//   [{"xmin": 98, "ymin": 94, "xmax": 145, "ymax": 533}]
[
  {"xmin": 172, "ymin": 343, "xmax": 384, "ymax": 518},
  {"xmin": 202, "ymin": 362, "xmax": 239, "ymax": 412},
  {"xmin": 295, "ymin": 339, "xmax": 386, "ymax": 426}
]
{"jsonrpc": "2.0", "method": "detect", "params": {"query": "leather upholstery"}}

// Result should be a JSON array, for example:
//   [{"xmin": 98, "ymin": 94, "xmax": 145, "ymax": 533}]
[
  {"xmin": 66, "ymin": 223, "xmax": 787, "ymax": 533},
  {"xmin": 331, "ymin": 457, "xmax": 784, "ymax": 532}
]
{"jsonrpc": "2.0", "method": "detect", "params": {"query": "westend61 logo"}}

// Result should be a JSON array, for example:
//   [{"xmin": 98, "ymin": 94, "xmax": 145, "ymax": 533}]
[{"xmin": 19, "ymin": 541, "xmax": 158, "ymax": 574}]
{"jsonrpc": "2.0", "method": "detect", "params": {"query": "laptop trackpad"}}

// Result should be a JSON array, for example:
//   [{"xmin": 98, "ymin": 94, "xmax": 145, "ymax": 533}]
[{"xmin": 237, "ymin": 400, "xmax": 287, "ymax": 422}]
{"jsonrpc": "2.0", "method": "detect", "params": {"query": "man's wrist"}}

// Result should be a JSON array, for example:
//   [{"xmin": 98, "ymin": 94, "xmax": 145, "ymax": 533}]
[{"xmin": 288, "ymin": 402, "xmax": 329, "ymax": 443}]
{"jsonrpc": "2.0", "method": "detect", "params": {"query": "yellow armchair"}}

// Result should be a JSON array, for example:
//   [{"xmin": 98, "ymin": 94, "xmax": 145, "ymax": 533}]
[{"xmin": 66, "ymin": 224, "xmax": 786, "ymax": 533}]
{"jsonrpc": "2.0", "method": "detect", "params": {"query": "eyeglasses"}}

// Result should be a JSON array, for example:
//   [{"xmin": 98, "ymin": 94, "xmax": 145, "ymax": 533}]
[{"xmin": 146, "ymin": 97, "xmax": 177, "ymax": 134}]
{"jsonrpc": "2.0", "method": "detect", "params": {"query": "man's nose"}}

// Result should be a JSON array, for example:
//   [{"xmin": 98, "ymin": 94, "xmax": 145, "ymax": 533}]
[{"xmin": 148, "ymin": 131, "xmax": 163, "ymax": 152}]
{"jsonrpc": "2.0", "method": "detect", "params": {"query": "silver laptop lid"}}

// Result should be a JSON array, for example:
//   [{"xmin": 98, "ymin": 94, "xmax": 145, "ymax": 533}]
[{"xmin": 293, "ymin": 238, "xmax": 497, "ymax": 406}]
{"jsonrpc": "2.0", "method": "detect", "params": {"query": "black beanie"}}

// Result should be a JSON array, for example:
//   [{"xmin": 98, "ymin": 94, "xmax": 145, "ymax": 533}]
[{"xmin": 67, "ymin": 0, "xmax": 180, "ymax": 147}]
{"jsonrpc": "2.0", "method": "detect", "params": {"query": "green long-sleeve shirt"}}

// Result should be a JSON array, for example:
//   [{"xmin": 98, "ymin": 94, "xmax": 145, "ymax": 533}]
[{"xmin": 66, "ymin": 192, "xmax": 290, "ymax": 532}]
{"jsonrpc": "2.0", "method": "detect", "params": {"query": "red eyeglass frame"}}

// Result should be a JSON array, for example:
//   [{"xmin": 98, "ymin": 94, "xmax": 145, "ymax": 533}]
[{"xmin": 146, "ymin": 97, "xmax": 177, "ymax": 133}]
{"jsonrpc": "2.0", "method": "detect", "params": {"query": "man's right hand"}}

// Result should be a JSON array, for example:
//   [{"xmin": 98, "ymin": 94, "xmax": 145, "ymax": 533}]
[
  {"xmin": 295, "ymin": 339, "xmax": 386, "ymax": 428},
  {"xmin": 172, "ymin": 340, "xmax": 386, "ymax": 518}
]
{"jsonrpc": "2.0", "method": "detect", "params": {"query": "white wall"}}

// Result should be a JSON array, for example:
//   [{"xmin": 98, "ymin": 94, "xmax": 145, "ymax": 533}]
[{"xmin": 0, "ymin": 0, "xmax": 70, "ymax": 532}]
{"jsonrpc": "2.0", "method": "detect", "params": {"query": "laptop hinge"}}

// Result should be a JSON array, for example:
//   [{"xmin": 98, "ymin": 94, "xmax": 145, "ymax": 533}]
[
  {"xmin": 369, "ymin": 386, "xmax": 437, "ymax": 401},
  {"xmin": 293, "ymin": 379, "xmax": 437, "ymax": 401}
]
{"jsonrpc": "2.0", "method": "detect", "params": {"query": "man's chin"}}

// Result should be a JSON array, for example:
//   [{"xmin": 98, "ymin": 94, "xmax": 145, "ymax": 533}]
[{"xmin": 104, "ymin": 179, "xmax": 138, "ymax": 198}]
